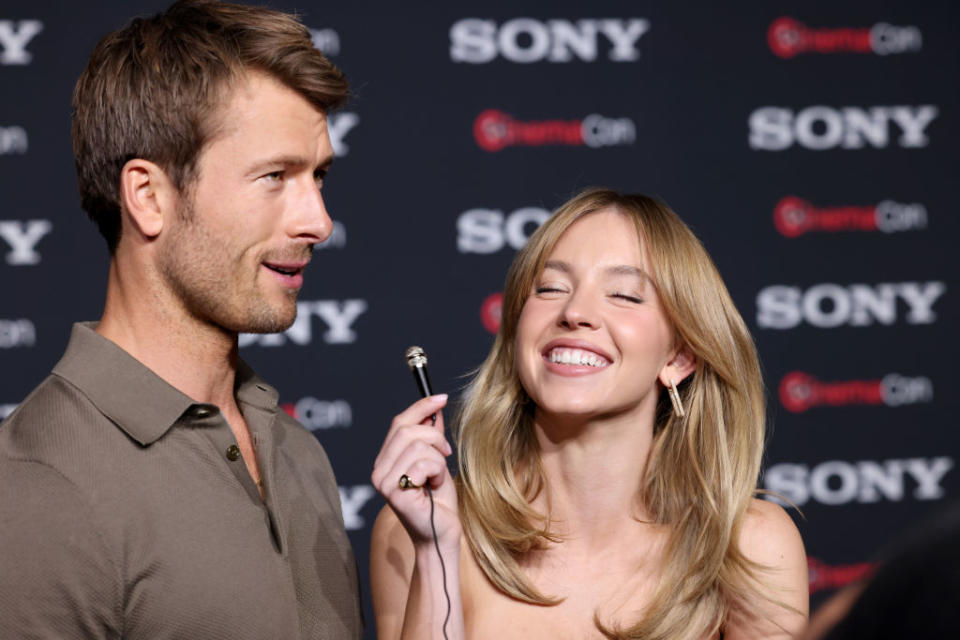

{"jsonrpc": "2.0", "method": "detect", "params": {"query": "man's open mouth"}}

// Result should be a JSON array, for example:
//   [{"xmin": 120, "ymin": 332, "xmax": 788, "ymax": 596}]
[{"xmin": 263, "ymin": 263, "xmax": 305, "ymax": 276}]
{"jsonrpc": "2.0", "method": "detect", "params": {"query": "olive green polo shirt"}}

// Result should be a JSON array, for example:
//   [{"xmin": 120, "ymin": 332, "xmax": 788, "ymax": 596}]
[{"xmin": 0, "ymin": 323, "xmax": 362, "ymax": 638}]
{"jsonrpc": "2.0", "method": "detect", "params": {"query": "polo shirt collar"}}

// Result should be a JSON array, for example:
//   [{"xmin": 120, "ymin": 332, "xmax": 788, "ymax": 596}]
[
  {"xmin": 52, "ymin": 322, "xmax": 279, "ymax": 445},
  {"xmin": 235, "ymin": 359, "xmax": 280, "ymax": 410}
]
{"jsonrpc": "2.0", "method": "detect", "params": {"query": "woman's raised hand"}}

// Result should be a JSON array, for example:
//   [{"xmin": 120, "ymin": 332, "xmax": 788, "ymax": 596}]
[{"xmin": 371, "ymin": 394, "xmax": 461, "ymax": 550}]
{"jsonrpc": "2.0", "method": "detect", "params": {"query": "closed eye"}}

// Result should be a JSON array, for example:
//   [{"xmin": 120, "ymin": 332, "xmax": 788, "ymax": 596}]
[
  {"xmin": 535, "ymin": 286, "xmax": 568, "ymax": 297},
  {"xmin": 612, "ymin": 293, "xmax": 643, "ymax": 303},
  {"xmin": 313, "ymin": 167, "xmax": 327, "ymax": 186}
]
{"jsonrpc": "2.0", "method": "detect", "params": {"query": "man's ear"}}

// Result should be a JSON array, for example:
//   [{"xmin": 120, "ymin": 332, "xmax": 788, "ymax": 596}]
[
  {"xmin": 119, "ymin": 159, "xmax": 177, "ymax": 240},
  {"xmin": 659, "ymin": 345, "xmax": 697, "ymax": 387}
]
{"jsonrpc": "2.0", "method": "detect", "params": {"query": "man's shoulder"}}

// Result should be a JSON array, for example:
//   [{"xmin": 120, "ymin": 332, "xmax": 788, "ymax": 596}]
[
  {"xmin": 0, "ymin": 372, "xmax": 110, "ymax": 461},
  {"xmin": 0, "ymin": 374, "xmax": 119, "ymax": 530}
]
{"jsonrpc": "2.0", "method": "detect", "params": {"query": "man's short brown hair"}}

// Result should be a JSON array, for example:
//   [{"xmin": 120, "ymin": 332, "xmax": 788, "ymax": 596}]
[{"xmin": 72, "ymin": 0, "xmax": 348, "ymax": 252}]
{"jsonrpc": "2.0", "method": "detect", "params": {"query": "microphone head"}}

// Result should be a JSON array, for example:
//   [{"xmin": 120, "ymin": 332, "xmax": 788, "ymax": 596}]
[{"xmin": 405, "ymin": 346, "xmax": 427, "ymax": 369}]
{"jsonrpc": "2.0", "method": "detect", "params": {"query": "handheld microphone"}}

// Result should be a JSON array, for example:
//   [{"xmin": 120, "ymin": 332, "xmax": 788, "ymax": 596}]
[
  {"xmin": 405, "ymin": 345, "xmax": 433, "ymax": 397},
  {"xmin": 405, "ymin": 346, "xmax": 436, "ymax": 424},
  {"xmin": 403, "ymin": 345, "xmax": 451, "ymax": 638}
]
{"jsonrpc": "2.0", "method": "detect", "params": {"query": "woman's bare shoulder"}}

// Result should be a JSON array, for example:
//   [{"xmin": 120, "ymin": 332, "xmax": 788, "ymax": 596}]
[
  {"xmin": 739, "ymin": 498, "xmax": 806, "ymax": 566},
  {"xmin": 723, "ymin": 498, "xmax": 809, "ymax": 640}
]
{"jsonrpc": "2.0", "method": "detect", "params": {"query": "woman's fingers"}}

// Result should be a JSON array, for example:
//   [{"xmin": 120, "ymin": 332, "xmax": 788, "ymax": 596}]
[
  {"xmin": 387, "ymin": 395, "xmax": 447, "ymax": 438},
  {"xmin": 375, "ymin": 431, "xmax": 449, "ymax": 487},
  {"xmin": 373, "ymin": 424, "xmax": 451, "ymax": 488},
  {"xmin": 387, "ymin": 451, "xmax": 448, "ymax": 495},
  {"xmin": 371, "ymin": 395, "xmax": 460, "ymax": 544},
  {"xmin": 374, "ymin": 435, "xmax": 458, "ymax": 544}
]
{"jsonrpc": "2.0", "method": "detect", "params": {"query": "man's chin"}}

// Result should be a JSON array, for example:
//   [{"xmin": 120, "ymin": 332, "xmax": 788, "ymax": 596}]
[{"xmin": 229, "ymin": 302, "xmax": 298, "ymax": 335}]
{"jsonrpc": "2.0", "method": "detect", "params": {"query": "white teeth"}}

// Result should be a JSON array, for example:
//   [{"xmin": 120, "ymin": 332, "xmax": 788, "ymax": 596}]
[{"xmin": 547, "ymin": 348, "xmax": 608, "ymax": 368}]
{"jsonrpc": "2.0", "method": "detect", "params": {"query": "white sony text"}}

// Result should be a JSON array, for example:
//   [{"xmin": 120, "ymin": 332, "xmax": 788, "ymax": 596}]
[
  {"xmin": 0, "ymin": 20, "xmax": 42, "ymax": 65},
  {"xmin": 239, "ymin": 299, "xmax": 368, "ymax": 347},
  {"xmin": 749, "ymin": 105, "xmax": 938, "ymax": 150},
  {"xmin": 450, "ymin": 18, "xmax": 649, "ymax": 63},
  {"xmin": 457, "ymin": 207, "xmax": 550, "ymax": 253},
  {"xmin": 765, "ymin": 457, "xmax": 954, "ymax": 506},
  {"xmin": 0, "ymin": 220, "xmax": 52, "ymax": 265},
  {"xmin": 756, "ymin": 282, "xmax": 945, "ymax": 329},
  {"xmin": 0, "ymin": 319, "xmax": 36, "ymax": 348},
  {"xmin": 327, "ymin": 112, "xmax": 359, "ymax": 156},
  {"xmin": 338, "ymin": 485, "xmax": 377, "ymax": 530}
]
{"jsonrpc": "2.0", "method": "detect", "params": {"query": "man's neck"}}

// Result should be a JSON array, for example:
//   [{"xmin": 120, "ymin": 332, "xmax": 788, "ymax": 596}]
[{"xmin": 96, "ymin": 260, "xmax": 240, "ymax": 411}]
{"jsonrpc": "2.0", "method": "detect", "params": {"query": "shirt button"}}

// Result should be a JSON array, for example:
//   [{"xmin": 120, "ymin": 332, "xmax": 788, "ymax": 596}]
[
  {"xmin": 226, "ymin": 444, "xmax": 241, "ymax": 461},
  {"xmin": 190, "ymin": 405, "xmax": 218, "ymax": 419}
]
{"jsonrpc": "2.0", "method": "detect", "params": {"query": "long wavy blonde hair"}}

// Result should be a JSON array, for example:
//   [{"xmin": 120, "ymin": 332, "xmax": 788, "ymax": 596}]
[{"xmin": 455, "ymin": 188, "xmax": 770, "ymax": 639}]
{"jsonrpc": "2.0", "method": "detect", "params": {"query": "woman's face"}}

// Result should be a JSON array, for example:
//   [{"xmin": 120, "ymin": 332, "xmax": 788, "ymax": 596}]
[{"xmin": 515, "ymin": 209, "xmax": 678, "ymax": 424}]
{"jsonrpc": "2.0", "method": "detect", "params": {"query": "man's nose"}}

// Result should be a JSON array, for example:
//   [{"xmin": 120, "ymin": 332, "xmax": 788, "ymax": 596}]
[{"xmin": 289, "ymin": 179, "xmax": 333, "ymax": 243}]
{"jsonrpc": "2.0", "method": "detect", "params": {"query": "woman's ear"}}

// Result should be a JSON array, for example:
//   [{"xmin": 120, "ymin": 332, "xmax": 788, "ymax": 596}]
[
  {"xmin": 119, "ymin": 159, "xmax": 177, "ymax": 240},
  {"xmin": 659, "ymin": 345, "xmax": 696, "ymax": 387}
]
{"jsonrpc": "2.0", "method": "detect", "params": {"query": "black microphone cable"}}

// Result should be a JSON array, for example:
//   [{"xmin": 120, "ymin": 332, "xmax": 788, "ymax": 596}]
[{"xmin": 405, "ymin": 346, "xmax": 452, "ymax": 640}]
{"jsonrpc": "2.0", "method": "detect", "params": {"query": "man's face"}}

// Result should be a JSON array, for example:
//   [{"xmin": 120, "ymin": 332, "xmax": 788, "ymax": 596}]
[{"xmin": 158, "ymin": 71, "xmax": 334, "ymax": 334}]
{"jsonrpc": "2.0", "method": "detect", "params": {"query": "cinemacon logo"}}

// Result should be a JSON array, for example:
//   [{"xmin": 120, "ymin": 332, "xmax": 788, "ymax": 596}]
[
  {"xmin": 450, "ymin": 18, "xmax": 649, "ymax": 64},
  {"xmin": 765, "ymin": 456, "xmax": 953, "ymax": 506},
  {"xmin": 768, "ymin": 17, "xmax": 921, "ymax": 59},
  {"xmin": 481, "ymin": 292, "xmax": 503, "ymax": 334},
  {"xmin": 756, "ymin": 281, "xmax": 945, "ymax": 329},
  {"xmin": 281, "ymin": 397, "xmax": 352, "ymax": 431},
  {"xmin": 774, "ymin": 196, "xmax": 927, "ymax": 237},
  {"xmin": 239, "ymin": 299, "xmax": 367, "ymax": 347},
  {"xmin": 807, "ymin": 557, "xmax": 876, "ymax": 595},
  {"xmin": 0, "ymin": 20, "xmax": 42, "ymax": 65},
  {"xmin": 749, "ymin": 105, "xmax": 938, "ymax": 151},
  {"xmin": 474, "ymin": 109, "xmax": 635, "ymax": 152},
  {"xmin": 779, "ymin": 371, "xmax": 933, "ymax": 413}
]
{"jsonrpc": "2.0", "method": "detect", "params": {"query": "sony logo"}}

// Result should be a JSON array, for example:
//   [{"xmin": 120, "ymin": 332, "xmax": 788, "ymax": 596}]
[
  {"xmin": 239, "ymin": 299, "xmax": 368, "ymax": 347},
  {"xmin": 749, "ymin": 105, "xmax": 938, "ymax": 150},
  {"xmin": 0, "ymin": 319, "xmax": 36, "ymax": 348},
  {"xmin": 0, "ymin": 20, "xmax": 42, "ymax": 65},
  {"xmin": 457, "ymin": 207, "xmax": 550, "ymax": 254},
  {"xmin": 315, "ymin": 220, "xmax": 346, "ymax": 250},
  {"xmin": 765, "ymin": 457, "xmax": 953, "ymax": 506},
  {"xmin": 451, "ymin": 18, "xmax": 649, "ymax": 64},
  {"xmin": 339, "ymin": 484, "xmax": 376, "ymax": 531},
  {"xmin": 0, "ymin": 220, "xmax": 52, "ymax": 265},
  {"xmin": 328, "ymin": 112, "xmax": 359, "ymax": 157},
  {"xmin": 756, "ymin": 282, "xmax": 945, "ymax": 329},
  {"xmin": 309, "ymin": 28, "xmax": 340, "ymax": 56},
  {"xmin": 0, "ymin": 126, "xmax": 28, "ymax": 155}
]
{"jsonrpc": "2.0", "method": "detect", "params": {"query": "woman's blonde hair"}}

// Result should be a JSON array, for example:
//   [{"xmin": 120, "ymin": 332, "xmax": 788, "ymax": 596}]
[{"xmin": 455, "ymin": 188, "xmax": 770, "ymax": 639}]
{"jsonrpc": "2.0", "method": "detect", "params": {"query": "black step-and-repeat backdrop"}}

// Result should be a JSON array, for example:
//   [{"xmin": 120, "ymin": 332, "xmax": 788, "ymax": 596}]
[{"xmin": 1, "ymin": 2, "xmax": 957, "ymax": 633}]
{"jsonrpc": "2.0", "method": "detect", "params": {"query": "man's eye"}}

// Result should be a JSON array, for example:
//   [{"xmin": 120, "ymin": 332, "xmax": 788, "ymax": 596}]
[
  {"xmin": 263, "ymin": 171, "xmax": 283, "ymax": 182},
  {"xmin": 313, "ymin": 168, "xmax": 327, "ymax": 187}
]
